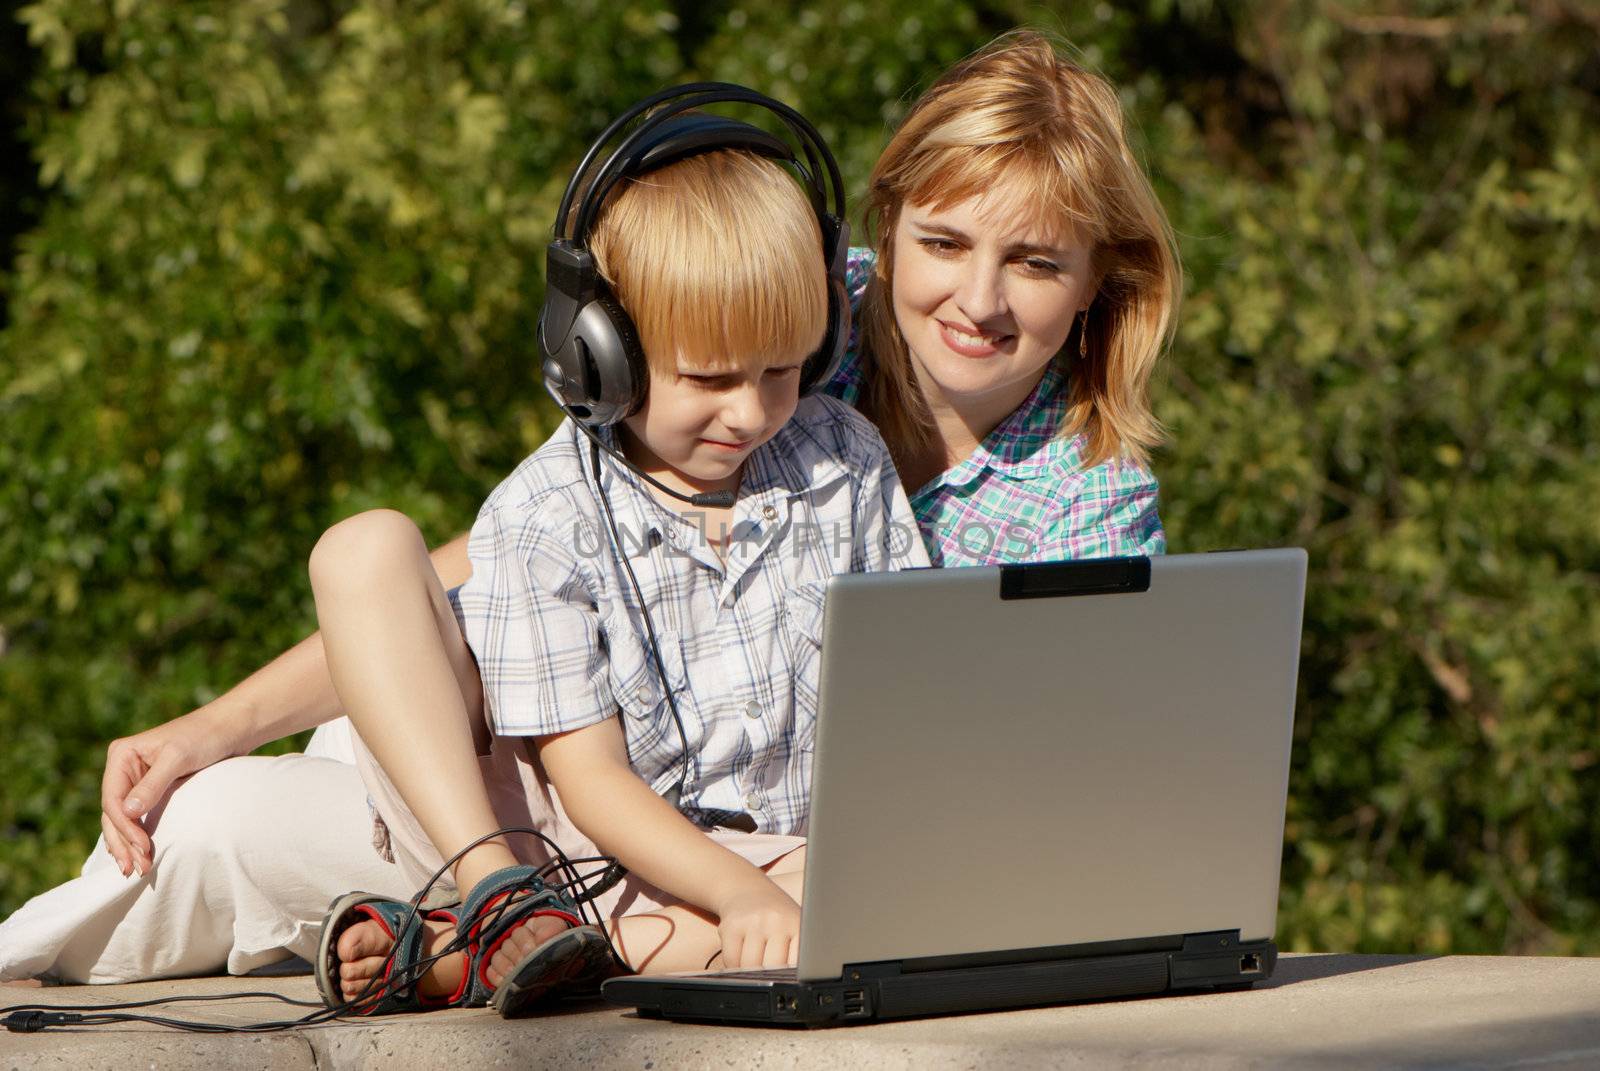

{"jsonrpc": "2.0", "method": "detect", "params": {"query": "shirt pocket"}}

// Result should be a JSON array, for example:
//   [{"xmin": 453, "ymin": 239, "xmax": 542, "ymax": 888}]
[
  {"xmin": 783, "ymin": 584, "xmax": 827, "ymax": 753},
  {"xmin": 610, "ymin": 628, "xmax": 688, "ymax": 782}
]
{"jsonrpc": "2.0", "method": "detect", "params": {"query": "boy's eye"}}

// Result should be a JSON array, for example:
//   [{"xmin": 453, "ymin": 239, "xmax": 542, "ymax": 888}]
[
  {"xmin": 765, "ymin": 365, "xmax": 802, "ymax": 378},
  {"xmin": 679, "ymin": 374, "xmax": 733, "ymax": 388}
]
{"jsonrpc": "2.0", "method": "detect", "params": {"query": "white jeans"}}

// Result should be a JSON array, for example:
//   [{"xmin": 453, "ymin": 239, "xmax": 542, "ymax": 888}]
[{"xmin": 0, "ymin": 721, "xmax": 405, "ymax": 983}]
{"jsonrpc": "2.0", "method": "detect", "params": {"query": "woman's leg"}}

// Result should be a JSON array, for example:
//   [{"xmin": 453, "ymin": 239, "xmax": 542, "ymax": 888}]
[
  {"xmin": 309, "ymin": 509, "xmax": 557, "ymax": 998},
  {"xmin": 0, "ymin": 753, "xmax": 406, "ymax": 984}
]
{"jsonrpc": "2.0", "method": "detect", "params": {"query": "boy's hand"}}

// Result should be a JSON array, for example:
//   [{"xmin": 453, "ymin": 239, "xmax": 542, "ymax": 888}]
[{"xmin": 712, "ymin": 876, "xmax": 802, "ymax": 969}]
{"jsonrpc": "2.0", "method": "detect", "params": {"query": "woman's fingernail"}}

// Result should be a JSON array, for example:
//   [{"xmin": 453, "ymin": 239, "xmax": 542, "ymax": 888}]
[{"xmin": 123, "ymin": 798, "xmax": 143, "ymax": 815}]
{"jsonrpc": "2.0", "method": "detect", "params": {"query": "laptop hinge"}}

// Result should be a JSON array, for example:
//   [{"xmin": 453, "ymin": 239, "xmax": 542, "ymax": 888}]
[
  {"xmin": 1168, "ymin": 929, "xmax": 1277, "ymax": 990},
  {"xmin": 842, "ymin": 933, "xmax": 1188, "ymax": 981}
]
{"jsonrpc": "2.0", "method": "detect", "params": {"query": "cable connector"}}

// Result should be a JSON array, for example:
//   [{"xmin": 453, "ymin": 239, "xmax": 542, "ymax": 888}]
[{"xmin": 5, "ymin": 1009, "xmax": 84, "ymax": 1032}]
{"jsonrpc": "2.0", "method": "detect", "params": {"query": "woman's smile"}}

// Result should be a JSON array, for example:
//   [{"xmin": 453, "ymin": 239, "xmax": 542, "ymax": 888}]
[{"xmin": 937, "ymin": 318, "xmax": 1013, "ymax": 358}]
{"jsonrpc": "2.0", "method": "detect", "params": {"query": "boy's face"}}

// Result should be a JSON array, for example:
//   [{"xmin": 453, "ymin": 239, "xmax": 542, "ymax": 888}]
[{"xmin": 619, "ymin": 352, "xmax": 807, "ymax": 493}]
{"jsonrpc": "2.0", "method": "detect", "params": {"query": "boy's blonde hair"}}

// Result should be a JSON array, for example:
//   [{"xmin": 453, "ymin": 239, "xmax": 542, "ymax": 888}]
[
  {"xmin": 588, "ymin": 149, "xmax": 828, "ymax": 375},
  {"xmin": 859, "ymin": 30, "xmax": 1181, "ymax": 470}
]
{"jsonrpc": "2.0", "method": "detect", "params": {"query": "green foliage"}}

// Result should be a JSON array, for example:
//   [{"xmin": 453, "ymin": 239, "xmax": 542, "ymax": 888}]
[
  {"xmin": 0, "ymin": 0, "xmax": 680, "ymax": 907},
  {"xmin": 1, "ymin": 3, "xmax": 41, "ymax": 326},
  {"xmin": 2, "ymin": 0, "xmax": 1597, "ymax": 956},
  {"xmin": 1148, "ymin": 0, "xmax": 1600, "ymax": 954}
]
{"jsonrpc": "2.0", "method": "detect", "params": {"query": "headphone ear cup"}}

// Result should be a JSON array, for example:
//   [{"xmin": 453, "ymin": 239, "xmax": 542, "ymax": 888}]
[
  {"xmin": 799, "ymin": 216, "xmax": 851, "ymax": 398},
  {"xmin": 800, "ymin": 273, "xmax": 850, "ymax": 397},
  {"xmin": 539, "ymin": 308, "xmax": 586, "ymax": 412},
  {"xmin": 558, "ymin": 294, "xmax": 648, "ymax": 426}
]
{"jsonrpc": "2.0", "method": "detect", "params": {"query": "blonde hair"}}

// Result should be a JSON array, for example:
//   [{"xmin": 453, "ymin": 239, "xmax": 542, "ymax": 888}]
[
  {"xmin": 859, "ymin": 30, "xmax": 1180, "ymax": 470},
  {"xmin": 588, "ymin": 149, "xmax": 827, "ymax": 375}
]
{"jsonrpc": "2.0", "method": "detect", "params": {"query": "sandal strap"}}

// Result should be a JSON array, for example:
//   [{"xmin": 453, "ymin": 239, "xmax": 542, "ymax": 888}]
[{"xmin": 457, "ymin": 865, "xmax": 585, "ymax": 1007}]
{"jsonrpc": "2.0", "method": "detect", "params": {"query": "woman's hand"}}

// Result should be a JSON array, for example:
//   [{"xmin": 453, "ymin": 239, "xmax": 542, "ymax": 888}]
[
  {"xmin": 712, "ymin": 875, "xmax": 802, "ymax": 969},
  {"xmin": 100, "ymin": 707, "xmax": 233, "ymax": 877},
  {"xmin": 93, "ymin": 532, "xmax": 474, "ymax": 878}
]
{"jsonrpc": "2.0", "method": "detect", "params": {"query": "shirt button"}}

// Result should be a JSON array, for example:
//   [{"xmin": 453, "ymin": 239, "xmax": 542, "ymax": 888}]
[
  {"xmin": 743, "ymin": 792, "xmax": 762, "ymax": 811},
  {"xmin": 762, "ymin": 505, "xmax": 778, "ymax": 521},
  {"xmin": 744, "ymin": 700, "xmax": 763, "ymax": 720}
]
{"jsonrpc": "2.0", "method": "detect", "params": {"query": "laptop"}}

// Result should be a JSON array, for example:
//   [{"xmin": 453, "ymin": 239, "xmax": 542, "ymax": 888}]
[{"xmin": 602, "ymin": 549, "xmax": 1306, "ymax": 1026}]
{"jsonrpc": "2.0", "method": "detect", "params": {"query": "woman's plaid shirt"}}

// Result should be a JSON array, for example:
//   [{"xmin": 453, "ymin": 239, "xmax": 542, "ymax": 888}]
[
  {"xmin": 448, "ymin": 395, "xmax": 928, "ymax": 835},
  {"xmin": 830, "ymin": 249, "xmax": 1166, "ymax": 567}
]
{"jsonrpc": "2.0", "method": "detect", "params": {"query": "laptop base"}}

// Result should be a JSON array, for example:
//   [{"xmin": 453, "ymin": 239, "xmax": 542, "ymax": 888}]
[{"xmin": 602, "ymin": 930, "xmax": 1276, "ymax": 1027}]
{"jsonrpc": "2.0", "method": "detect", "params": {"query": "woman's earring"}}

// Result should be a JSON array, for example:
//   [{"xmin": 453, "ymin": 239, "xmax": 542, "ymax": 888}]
[{"xmin": 1077, "ymin": 310, "xmax": 1089, "ymax": 360}]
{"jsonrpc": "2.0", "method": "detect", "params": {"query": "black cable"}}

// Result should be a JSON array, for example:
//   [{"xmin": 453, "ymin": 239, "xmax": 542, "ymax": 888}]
[
  {"xmin": 1, "ymin": 990, "xmax": 324, "ymax": 1014},
  {"xmin": 316, "ymin": 421, "xmax": 707, "ymax": 993},
  {"xmin": 4, "ymin": 423, "xmax": 718, "ymax": 1037},
  {"xmin": 567, "ymin": 410, "xmax": 734, "ymax": 508},
  {"xmin": 2, "ymin": 824, "xmax": 626, "ymax": 1034},
  {"xmin": 586, "ymin": 430, "xmax": 696, "ymax": 808}
]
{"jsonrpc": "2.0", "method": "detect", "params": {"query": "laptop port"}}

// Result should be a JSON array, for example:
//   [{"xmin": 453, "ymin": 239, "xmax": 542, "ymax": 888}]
[
  {"xmin": 1239, "ymin": 953, "xmax": 1262, "ymax": 973},
  {"xmin": 843, "ymin": 989, "xmax": 866, "ymax": 1017}
]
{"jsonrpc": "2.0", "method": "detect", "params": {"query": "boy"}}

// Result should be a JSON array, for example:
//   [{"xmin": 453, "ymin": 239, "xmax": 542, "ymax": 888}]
[{"xmin": 307, "ymin": 135, "xmax": 926, "ymax": 1017}]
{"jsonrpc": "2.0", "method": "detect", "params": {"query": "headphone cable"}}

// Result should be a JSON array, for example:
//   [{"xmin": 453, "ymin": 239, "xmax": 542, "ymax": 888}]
[{"xmin": 2, "ymin": 825, "xmax": 626, "ymax": 1034}]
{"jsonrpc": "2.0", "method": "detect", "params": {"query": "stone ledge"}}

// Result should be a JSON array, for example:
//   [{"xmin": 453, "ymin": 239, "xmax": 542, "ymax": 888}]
[{"xmin": 4, "ymin": 954, "xmax": 1599, "ymax": 1069}]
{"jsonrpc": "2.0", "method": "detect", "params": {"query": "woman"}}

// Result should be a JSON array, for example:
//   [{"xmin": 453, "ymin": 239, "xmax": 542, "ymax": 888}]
[
  {"xmin": 0, "ymin": 30, "xmax": 1178, "ymax": 984},
  {"xmin": 843, "ymin": 30, "xmax": 1171, "ymax": 568}
]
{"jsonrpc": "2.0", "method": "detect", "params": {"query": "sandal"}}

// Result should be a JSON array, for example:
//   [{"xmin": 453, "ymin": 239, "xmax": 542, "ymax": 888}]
[
  {"xmin": 315, "ymin": 890, "xmax": 463, "ymax": 1015},
  {"xmin": 457, "ymin": 864, "xmax": 617, "ymax": 1017}
]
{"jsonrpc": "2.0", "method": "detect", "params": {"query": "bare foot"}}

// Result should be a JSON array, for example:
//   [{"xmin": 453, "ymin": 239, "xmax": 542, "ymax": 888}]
[
  {"xmin": 1, "ymin": 978, "xmax": 46, "ymax": 988},
  {"xmin": 485, "ymin": 913, "xmax": 572, "ymax": 987},
  {"xmin": 337, "ymin": 916, "xmax": 461, "ymax": 1002},
  {"xmin": 335, "ymin": 912, "xmax": 572, "ymax": 1002}
]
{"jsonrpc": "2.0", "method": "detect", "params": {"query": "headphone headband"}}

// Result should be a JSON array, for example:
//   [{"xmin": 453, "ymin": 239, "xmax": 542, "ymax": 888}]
[
  {"xmin": 555, "ymin": 82, "xmax": 846, "ymax": 246},
  {"xmin": 540, "ymin": 82, "xmax": 851, "ymax": 427}
]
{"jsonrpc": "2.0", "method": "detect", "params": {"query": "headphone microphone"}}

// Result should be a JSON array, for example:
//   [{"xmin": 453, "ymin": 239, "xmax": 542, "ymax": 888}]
[{"xmin": 563, "ymin": 415, "xmax": 736, "ymax": 509}]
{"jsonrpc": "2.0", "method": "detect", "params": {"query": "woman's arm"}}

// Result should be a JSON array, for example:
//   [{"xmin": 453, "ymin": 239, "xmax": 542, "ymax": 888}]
[
  {"xmin": 99, "ymin": 532, "xmax": 473, "ymax": 876},
  {"xmin": 537, "ymin": 716, "xmax": 801, "ymax": 969}
]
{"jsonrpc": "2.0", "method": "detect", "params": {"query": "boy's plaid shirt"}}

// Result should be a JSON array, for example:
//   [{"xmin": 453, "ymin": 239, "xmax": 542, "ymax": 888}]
[
  {"xmin": 830, "ymin": 249, "xmax": 1166, "ymax": 566},
  {"xmin": 449, "ymin": 395, "xmax": 928, "ymax": 836}
]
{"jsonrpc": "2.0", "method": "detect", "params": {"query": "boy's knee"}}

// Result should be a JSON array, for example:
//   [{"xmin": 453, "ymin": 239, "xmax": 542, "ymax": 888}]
[{"xmin": 309, "ymin": 509, "xmax": 424, "ymax": 593}]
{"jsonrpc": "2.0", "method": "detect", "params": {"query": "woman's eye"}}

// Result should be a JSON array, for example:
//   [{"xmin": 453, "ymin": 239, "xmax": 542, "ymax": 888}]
[
  {"xmin": 1017, "ymin": 257, "xmax": 1061, "ymax": 277},
  {"xmin": 918, "ymin": 237, "xmax": 961, "ymax": 256}
]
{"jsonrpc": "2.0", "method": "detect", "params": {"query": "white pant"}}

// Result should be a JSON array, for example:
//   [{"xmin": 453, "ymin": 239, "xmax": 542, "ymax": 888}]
[{"xmin": 0, "ymin": 721, "xmax": 405, "ymax": 983}]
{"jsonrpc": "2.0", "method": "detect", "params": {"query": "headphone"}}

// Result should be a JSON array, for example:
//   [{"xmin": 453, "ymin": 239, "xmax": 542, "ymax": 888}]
[{"xmin": 538, "ymin": 82, "xmax": 851, "ymax": 429}]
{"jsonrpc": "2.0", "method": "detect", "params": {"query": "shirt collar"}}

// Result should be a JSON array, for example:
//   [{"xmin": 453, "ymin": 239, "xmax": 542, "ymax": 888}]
[
  {"xmin": 913, "ymin": 360, "xmax": 1071, "ymax": 500},
  {"xmin": 739, "ymin": 411, "xmax": 853, "ymax": 506},
  {"xmin": 585, "ymin": 418, "xmax": 852, "ymax": 562},
  {"xmin": 585, "ymin": 426, "xmax": 676, "ymax": 560}
]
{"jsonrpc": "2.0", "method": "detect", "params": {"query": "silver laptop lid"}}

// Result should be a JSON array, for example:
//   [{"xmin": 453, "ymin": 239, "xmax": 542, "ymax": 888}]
[{"xmin": 797, "ymin": 549, "xmax": 1306, "ymax": 981}]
